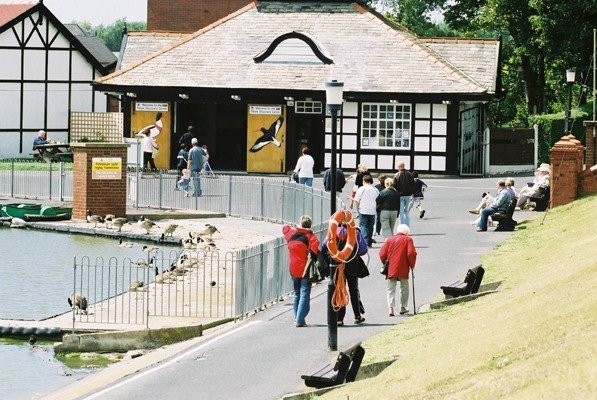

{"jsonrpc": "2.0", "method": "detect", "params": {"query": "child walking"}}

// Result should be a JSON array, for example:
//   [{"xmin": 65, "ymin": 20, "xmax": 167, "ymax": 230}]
[
  {"xmin": 177, "ymin": 168, "xmax": 191, "ymax": 196},
  {"xmin": 408, "ymin": 171, "xmax": 428, "ymax": 218}
]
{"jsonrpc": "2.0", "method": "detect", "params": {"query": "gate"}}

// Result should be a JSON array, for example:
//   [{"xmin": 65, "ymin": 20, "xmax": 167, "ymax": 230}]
[{"xmin": 459, "ymin": 106, "xmax": 486, "ymax": 176}]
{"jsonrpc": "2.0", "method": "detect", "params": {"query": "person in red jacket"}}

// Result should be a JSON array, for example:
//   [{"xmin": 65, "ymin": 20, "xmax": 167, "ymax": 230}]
[
  {"xmin": 379, "ymin": 224, "xmax": 417, "ymax": 316},
  {"xmin": 283, "ymin": 215, "xmax": 320, "ymax": 327}
]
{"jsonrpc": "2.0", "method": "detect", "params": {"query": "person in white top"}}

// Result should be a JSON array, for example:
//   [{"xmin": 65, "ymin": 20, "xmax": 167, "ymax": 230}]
[
  {"xmin": 293, "ymin": 147, "xmax": 315, "ymax": 187},
  {"xmin": 353, "ymin": 174, "xmax": 380, "ymax": 247},
  {"xmin": 141, "ymin": 128, "xmax": 158, "ymax": 171}
]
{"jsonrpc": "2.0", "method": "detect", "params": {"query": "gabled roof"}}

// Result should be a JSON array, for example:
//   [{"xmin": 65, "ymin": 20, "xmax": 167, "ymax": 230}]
[
  {"xmin": 97, "ymin": 1, "xmax": 500, "ymax": 97},
  {"xmin": 65, "ymin": 24, "xmax": 117, "ymax": 69},
  {"xmin": 0, "ymin": 1, "xmax": 115, "ymax": 74},
  {"xmin": 0, "ymin": 2, "xmax": 35, "ymax": 26}
]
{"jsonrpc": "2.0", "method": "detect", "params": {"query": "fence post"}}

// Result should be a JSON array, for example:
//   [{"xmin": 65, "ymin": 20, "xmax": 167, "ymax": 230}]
[
  {"xmin": 10, "ymin": 159, "xmax": 14, "ymax": 197},
  {"xmin": 260, "ymin": 178, "xmax": 265, "ymax": 219},
  {"xmin": 48, "ymin": 161, "xmax": 53, "ymax": 200},
  {"xmin": 228, "ymin": 175, "xmax": 233, "ymax": 215},
  {"xmin": 158, "ymin": 170, "xmax": 164, "ymax": 208},
  {"xmin": 59, "ymin": 162, "xmax": 65, "ymax": 202},
  {"xmin": 72, "ymin": 256, "xmax": 76, "ymax": 333}
]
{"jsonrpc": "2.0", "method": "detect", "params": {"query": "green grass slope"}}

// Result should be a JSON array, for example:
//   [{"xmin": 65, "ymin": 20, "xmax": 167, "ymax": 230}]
[{"xmin": 320, "ymin": 195, "xmax": 597, "ymax": 400}]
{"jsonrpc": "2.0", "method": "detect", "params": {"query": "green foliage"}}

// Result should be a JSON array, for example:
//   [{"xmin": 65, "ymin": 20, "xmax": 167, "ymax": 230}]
[{"xmin": 73, "ymin": 19, "xmax": 146, "ymax": 52}]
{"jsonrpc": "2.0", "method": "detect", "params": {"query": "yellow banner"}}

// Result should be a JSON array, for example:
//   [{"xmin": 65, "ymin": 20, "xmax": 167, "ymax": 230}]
[{"xmin": 247, "ymin": 105, "xmax": 286, "ymax": 173}]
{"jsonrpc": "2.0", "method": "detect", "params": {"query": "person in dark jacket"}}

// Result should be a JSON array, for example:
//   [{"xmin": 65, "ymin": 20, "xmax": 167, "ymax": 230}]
[
  {"xmin": 393, "ymin": 161, "xmax": 415, "ymax": 227},
  {"xmin": 282, "ymin": 215, "xmax": 320, "ymax": 327},
  {"xmin": 376, "ymin": 178, "xmax": 401, "ymax": 239},
  {"xmin": 323, "ymin": 168, "xmax": 346, "ymax": 192},
  {"xmin": 379, "ymin": 224, "xmax": 417, "ymax": 316},
  {"xmin": 321, "ymin": 225, "xmax": 368, "ymax": 325}
]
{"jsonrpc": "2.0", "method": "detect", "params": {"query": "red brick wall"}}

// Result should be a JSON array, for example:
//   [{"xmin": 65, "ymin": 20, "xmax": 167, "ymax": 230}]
[
  {"xmin": 72, "ymin": 144, "xmax": 128, "ymax": 221},
  {"xmin": 550, "ymin": 135, "xmax": 584, "ymax": 207},
  {"xmin": 580, "ymin": 121, "xmax": 597, "ymax": 196},
  {"xmin": 147, "ymin": 0, "xmax": 252, "ymax": 33}
]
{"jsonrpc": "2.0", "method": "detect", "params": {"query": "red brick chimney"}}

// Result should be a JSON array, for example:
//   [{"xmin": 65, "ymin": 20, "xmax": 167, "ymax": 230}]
[{"xmin": 147, "ymin": 0, "xmax": 252, "ymax": 33}]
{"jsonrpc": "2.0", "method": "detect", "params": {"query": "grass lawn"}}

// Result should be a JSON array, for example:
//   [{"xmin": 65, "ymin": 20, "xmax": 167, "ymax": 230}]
[
  {"xmin": 319, "ymin": 194, "xmax": 597, "ymax": 399},
  {"xmin": 0, "ymin": 159, "xmax": 73, "ymax": 171}
]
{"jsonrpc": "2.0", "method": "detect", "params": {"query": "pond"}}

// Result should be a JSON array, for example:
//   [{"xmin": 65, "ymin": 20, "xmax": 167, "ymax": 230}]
[{"xmin": 0, "ymin": 227, "xmax": 147, "ymax": 399}]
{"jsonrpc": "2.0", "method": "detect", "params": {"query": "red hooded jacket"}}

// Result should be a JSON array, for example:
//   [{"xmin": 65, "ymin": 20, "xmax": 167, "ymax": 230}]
[
  {"xmin": 379, "ymin": 233, "xmax": 417, "ymax": 280},
  {"xmin": 283, "ymin": 225, "xmax": 320, "ymax": 278}
]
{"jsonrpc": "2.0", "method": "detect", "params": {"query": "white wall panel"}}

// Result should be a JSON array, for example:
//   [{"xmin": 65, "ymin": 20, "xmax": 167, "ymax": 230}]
[
  {"xmin": 71, "ymin": 53, "xmax": 93, "ymax": 81},
  {"xmin": 49, "ymin": 25, "xmax": 70, "ymax": 48},
  {"xmin": 340, "ymin": 153, "xmax": 356, "ymax": 170},
  {"xmin": 48, "ymin": 51, "xmax": 70, "ymax": 80},
  {"xmin": 23, "ymin": 50, "xmax": 46, "ymax": 80},
  {"xmin": 93, "ymin": 92, "xmax": 108, "ymax": 112},
  {"xmin": 0, "ymin": 50, "xmax": 22, "ymax": 79},
  {"xmin": 342, "ymin": 118, "xmax": 357, "ymax": 134},
  {"xmin": 47, "ymin": 83, "xmax": 69, "ymax": 128},
  {"xmin": 0, "ymin": 83, "xmax": 20, "ymax": 126},
  {"xmin": 0, "ymin": 28, "xmax": 19, "ymax": 46},
  {"xmin": 343, "ymin": 102, "xmax": 358, "ymax": 117},
  {"xmin": 431, "ymin": 120, "xmax": 447, "ymax": 135},
  {"xmin": 71, "ymin": 84, "xmax": 93, "ymax": 111},
  {"xmin": 342, "ymin": 135, "xmax": 357, "ymax": 150},
  {"xmin": 415, "ymin": 103, "xmax": 430, "ymax": 118},
  {"xmin": 431, "ymin": 137, "xmax": 447, "ymax": 152},
  {"xmin": 414, "ymin": 156, "xmax": 429, "ymax": 171},
  {"xmin": 377, "ymin": 155, "xmax": 395, "ymax": 171},
  {"xmin": 415, "ymin": 136, "xmax": 430, "ymax": 151},
  {"xmin": 23, "ymin": 16, "xmax": 44, "ymax": 47},
  {"xmin": 433, "ymin": 103, "xmax": 448, "ymax": 119},
  {"xmin": 22, "ymin": 83, "xmax": 45, "ymax": 128},
  {"xmin": 360, "ymin": 154, "xmax": 376, "ymax": 170},
  {"xmin": 431, "ymin": 156, "xmax": 446, "ymax": 171},
  {"xmin": 415, "ymin": 120, "xmax": 430, "ymax": 135}
]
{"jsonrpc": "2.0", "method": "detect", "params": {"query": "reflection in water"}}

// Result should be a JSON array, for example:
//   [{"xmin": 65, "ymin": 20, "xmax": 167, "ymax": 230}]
[{"xmin": 0, "ymin": 228, "xmax": 152, "ymax": 399}]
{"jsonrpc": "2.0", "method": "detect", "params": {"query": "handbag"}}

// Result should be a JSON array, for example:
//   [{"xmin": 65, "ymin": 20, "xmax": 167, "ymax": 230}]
[
  {"xmin": 290, "ymin": 172, "xmax": 299, "ymax": 183},
  {"xmin": 380, "ymin": 260, "xmax": 388, "ymax": 276},
  {"xmin": 303, "ymin": 252, "xmax": 323, "ymax": 283},
  {"xmin": 347, "ymin": 255, "xmax": 370, "ymax": 279}
]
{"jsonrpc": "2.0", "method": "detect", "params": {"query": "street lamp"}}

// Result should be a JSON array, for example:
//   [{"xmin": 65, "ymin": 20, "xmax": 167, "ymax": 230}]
[
  {"xmin": 325, "ymin": 79, "xmax": 343, "ymax": 351},
  {"xmin": 565, "ymin": 68, "xmax": 576, "ymax": 135}
]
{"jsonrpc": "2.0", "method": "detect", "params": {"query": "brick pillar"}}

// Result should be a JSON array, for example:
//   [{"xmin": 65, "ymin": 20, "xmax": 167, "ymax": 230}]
[
  {"xmin": 584, "ymin": 121, "xmax": 597, "ymax": 167},
  {"xmin": 550, "ymin": 134, "xmax": 584, "ymax": 207},
  {"xmin": 71, "ymin": 143, "xmax": 130, "ymax": 220}
]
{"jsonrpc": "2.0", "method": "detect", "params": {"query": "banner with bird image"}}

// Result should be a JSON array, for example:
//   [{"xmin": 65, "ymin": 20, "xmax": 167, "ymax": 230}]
[{"xmin": 247, "ymin": 105, "xmax": 286, "ymax": 173}]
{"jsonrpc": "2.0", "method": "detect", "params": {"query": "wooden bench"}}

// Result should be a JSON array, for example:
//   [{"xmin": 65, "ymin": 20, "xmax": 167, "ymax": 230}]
[
  {"xmin": 491, "ymin": 198, "xmax": 517, "ymax": 231},
  {"xmin": 301, "ymin": 342, "xmax": 365, "ymax": 389},
  {"xmin": 529, "ymin": 189, "xmax": 550, "ymax": 211},
  {"xmin": 440, "ymin": 265, "xmax": 485, "ymax": 298}
]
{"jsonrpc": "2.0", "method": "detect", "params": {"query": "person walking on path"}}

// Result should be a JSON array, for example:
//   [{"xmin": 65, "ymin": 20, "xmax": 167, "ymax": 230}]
[
  {"xmin": 320, "ymin": 225, "xmax": 368, "ymax": 326},
  {"xmin": 374, "ymin": 174, "xmax": 387, "ymax": 236},
  {"xmin": 376, "ymin": 177, "xmax": 400, "ymax": 239},
  {"xmin": 393, "ymin": 161, "xmax": 415, "ymax": 227},
  {"xmin": 282, "ymin": 215, "xmax": 320, "ymax": 327},
  {"xmin": 379, "ymin": 224, "xmax": 417, "ymax": 316},
  {"xmin": 408, "ymin": 171, "xmax": 428, "ymax": 219},
  {"xmin": 293, "ymin": 147, "xmax": 315, "ymax": 187},
  {"xmin": 187, "ymin": 138, "xmax": 207, "ymax": 197},
  {"xmin": 175, "ymin": 143, "xmax": 189, "ymax": 189},
  {"xmin": 141, "ymin": 128, "xmax": 158, "ymax": 171},
  {"xmin": 323, "ymin": 167, "xmax": 346, "ymax": 193},
  {"xmin": 353, "ymin": 174, "xmax": 379, "ymax": 247}
]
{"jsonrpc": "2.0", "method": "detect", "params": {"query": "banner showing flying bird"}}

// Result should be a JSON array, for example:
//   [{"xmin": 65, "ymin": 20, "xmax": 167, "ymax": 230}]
[
  {"xmin": 249, "ymin": 115, "xmax": 284, "ymax": 152},
  {"xmin": 136, "ymin": 112, "xmax": 163, "ymax": 138}
]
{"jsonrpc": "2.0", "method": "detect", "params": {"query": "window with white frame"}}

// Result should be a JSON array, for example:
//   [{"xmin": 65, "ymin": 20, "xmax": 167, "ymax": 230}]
[{"xmin": 361, "ymin": 103, "xmax": 412, "ymax": 149}]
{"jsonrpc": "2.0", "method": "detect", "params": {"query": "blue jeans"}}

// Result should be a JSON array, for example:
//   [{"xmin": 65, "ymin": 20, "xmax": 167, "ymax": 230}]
[
  {"xmin": 191, "ymin": 170, "xmax": 202, "ymax": 197},
  {"xmin": 292, "ymin": 277, "xmax": 311, "ymax": 325},
  {"xmin": 478, "ymin": 206, "xmax": 497, "ymax": 231},
  {"xmin": 398, "ymin": 196, "xmax": 411, "ymax": 226},
  {"xmin": 358, "ymin": 213, "xmax": 375, "ymax": 246},
  {"xmin": 299, "ymin": 177, "xmax": 313, "ymax": 187}
]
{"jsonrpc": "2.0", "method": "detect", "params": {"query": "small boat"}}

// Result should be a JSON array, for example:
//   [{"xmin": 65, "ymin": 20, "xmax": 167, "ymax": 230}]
[{"xmin": 1, "ymin": 203, "xmax": 72, "ymax": 221}]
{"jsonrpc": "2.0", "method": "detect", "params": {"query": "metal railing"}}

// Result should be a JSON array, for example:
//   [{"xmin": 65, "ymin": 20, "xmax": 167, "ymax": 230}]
[{"xmin": 2, "ymin": 159, "xmax": 337, "ymax": 327}]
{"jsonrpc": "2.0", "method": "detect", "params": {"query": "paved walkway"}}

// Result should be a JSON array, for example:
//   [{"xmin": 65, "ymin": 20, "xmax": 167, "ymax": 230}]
[{"xmin": 33, "ymin": 174, "xmax": 542, "ymax": 400}]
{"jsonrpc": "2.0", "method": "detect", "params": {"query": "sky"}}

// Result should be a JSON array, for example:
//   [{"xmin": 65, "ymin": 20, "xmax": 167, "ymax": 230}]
[{"xmin": 0, "ymin": 0, "xmax": 147, "ymax": 25}]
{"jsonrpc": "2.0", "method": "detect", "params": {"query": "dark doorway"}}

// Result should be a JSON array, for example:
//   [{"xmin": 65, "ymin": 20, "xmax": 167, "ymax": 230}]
[{"xmin": 289, "ymin": 113, "xmax": 325, "ymax": 173}]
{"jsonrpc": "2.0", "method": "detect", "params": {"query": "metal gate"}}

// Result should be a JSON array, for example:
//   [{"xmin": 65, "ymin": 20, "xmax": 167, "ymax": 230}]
[{"xmin": 459, "ymin": 106, "xmax": 486, "ymax": 176}]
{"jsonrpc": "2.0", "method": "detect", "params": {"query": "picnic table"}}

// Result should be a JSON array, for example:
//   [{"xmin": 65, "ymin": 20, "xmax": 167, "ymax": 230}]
[{"xmin": 32, "ymin": 143, "xmax": 73, "ymax": 162}]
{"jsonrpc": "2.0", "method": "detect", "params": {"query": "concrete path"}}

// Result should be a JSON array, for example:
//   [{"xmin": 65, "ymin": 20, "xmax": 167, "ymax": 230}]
[{"xmin": 40, "ymin": 174, "xmax": 541, "ymax": 400}]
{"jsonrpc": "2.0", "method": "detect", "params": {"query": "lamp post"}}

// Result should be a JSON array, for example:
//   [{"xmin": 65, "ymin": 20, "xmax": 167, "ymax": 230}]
[
  {"xmin": 325, "ymin": 79, "xmax": 343, "ymax": 351},
  {"xmin": 565, "ymin": 68, "xmax": 576, "ymax": 135}
]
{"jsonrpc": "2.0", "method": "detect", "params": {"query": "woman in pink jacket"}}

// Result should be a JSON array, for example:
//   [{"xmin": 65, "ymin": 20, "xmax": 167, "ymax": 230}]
[{"xmin": 379, "ymin": 224, "xmax": 417, "ymax": 316}]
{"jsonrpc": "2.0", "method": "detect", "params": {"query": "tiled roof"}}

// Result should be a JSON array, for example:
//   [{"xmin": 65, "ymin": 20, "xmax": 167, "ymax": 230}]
[
  {"xmin": 0, "ymin": 2, "xmax": 35, "ymax": 27},
  {"xmin": 119, "ymin": 31, "xmax": 187, "ymax": 69},
  {"xmin": 65, "ymin": 24, "xmax": 117, "ymax": 68},
  {"xmin": 98, "ymin": 1, "xmax": 498, "ymax": 96}
]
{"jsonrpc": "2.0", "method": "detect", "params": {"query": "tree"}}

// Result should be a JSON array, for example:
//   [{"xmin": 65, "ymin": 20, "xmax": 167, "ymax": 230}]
[{"xmin": 73, "ymin": 19, "xmax": 146, "ymax": 52}]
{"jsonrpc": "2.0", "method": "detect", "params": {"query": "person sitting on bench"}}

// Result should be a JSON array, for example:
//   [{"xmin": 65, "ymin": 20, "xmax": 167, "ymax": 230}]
[
  {"xmin": 475, "ymin": 179, "xmax": 510, "ymax": 232},
  {"xmin": 517, "ymin": 163, "xmax": 550, "ymax": 210},
  {"xmin": 32, "ymin": 130, "xmax": 48, "ymax": 150}
]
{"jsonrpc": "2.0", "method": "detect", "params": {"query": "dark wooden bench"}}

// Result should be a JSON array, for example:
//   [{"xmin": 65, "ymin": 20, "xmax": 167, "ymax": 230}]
[
  {"xmin": 440, "ymin": 265, "xmax": 485, "ymax": 298},
  {"xmin": 301, "ymin": 342, "xmax": 365, "ymax": 389},
  {"xmin": 491, "ymin": 198, "xmax": 517, "ymax": 231},
  {"xmin": 529, "ymin": 188, "xmax": 550, "ymax": 211}
]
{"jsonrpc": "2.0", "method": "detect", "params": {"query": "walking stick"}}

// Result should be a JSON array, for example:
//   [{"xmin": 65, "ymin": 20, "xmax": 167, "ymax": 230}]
[{"xmin": 411, "ymin": 268, "xmax": 416, "ymax": 315}]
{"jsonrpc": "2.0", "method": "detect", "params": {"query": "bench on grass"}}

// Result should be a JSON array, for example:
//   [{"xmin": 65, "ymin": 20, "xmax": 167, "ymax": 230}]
[
  {"xmin": 491, "ymin": 198, "xmax": 517, "ymax": 231},
  {"xmin": 440, "ymin": 265, "xmax": 485, "ymax": 298},
  {"xmin": 529, "ymin": 189, "xmax": 550, "ymax": 211},
  {"xmin": 301, "ymin": 342, "xmax": 365, "ymax": 389}
]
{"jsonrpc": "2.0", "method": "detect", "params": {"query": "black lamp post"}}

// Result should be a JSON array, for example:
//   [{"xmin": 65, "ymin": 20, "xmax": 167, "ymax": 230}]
[
  {"xmin": 325, "ymin": 79, "xmax": 343, "ymax": 351},
  {"xmin": 565, "ymin": 68, "xmax": 576, "ymax": 135}
]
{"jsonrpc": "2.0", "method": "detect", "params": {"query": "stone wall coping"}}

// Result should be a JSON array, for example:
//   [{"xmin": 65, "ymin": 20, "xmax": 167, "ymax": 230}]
[{"xmin": 71, "ymin": 142, "xmax": 130, "ymax": 149}]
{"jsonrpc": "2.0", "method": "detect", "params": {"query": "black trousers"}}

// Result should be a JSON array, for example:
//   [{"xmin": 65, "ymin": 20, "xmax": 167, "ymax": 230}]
[{"xmin": 337, "ymin": 275, "xmax": 362, "ymax": 321}]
